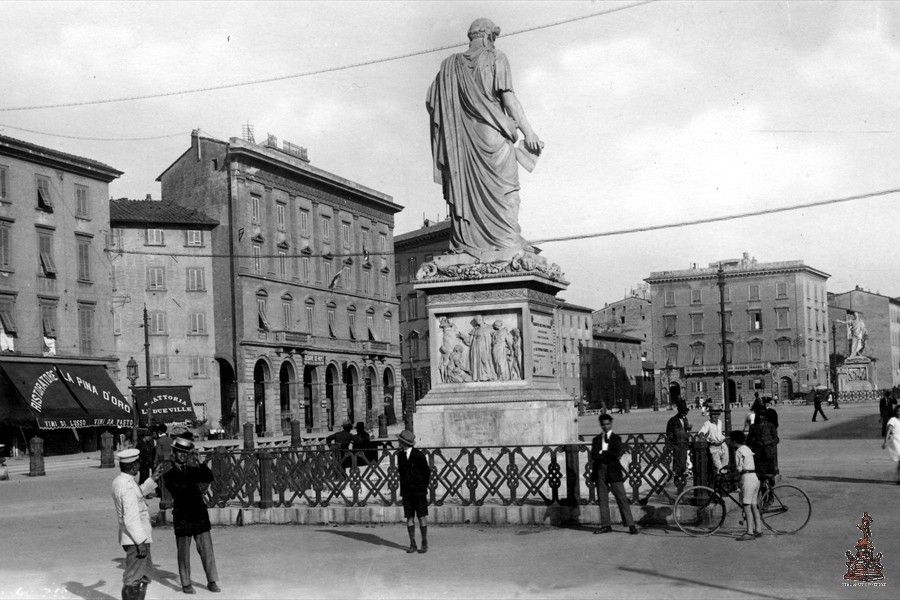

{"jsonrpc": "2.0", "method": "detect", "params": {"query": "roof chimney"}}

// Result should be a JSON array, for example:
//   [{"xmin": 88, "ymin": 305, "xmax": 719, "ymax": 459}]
[{"xmin": 146, "ymin": 193, "xmax": 153, "ymax": 201}]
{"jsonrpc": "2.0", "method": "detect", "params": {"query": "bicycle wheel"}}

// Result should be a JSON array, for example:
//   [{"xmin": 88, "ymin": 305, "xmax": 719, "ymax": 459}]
[
  {"xmin": 674, "ymin": 486, "xmax": 726, "ymax": 537},
  {"xmin": 760, "ymin": 484, "xmax": 811, "ymax": 534}
]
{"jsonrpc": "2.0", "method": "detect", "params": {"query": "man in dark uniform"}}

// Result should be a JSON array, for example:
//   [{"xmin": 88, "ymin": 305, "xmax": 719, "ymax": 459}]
[
  {"xmin": 326, "ymin": 420, "xmax": 360, "ymax": 473},
  {"xmin": 397, "ymin": 429, "xmax": 431, "ymax": 553},
  {"xmin": 163, "ymin": 437, "xmax": 220, "ymax": 594},
  {"xmin": 666, "ymin": 403, "xmax": 691, "ymax": 478},
  {"xmin": 591, "ymin": 414, "xmax": 638, "ymax": 534}
]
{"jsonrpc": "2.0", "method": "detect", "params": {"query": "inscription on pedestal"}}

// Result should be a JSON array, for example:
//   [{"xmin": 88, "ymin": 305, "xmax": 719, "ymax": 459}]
[{"xmin": 531, "ymin": 313, "xmax": 556, "ymax": 377}]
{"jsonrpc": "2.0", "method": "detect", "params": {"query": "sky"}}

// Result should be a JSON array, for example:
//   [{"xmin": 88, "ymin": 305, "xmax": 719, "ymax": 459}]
[{"xmin": 2, "ymin": 1, "xmax": 899, "ymax": 310}]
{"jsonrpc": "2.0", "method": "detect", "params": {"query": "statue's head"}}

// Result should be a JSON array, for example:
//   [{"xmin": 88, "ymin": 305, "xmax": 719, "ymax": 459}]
[{"xmin": 468, "ymin": 18, "xmax": 500, "ymax": 42}]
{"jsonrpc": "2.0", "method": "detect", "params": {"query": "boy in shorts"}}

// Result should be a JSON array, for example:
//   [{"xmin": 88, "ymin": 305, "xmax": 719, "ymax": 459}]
[
  {"xmin": 397, "ymin": 429, "xmax": 431, "ymax": 553},
  {"xmin": 728, "ymin": 430, "xmax": 762, "ymax": 541}
]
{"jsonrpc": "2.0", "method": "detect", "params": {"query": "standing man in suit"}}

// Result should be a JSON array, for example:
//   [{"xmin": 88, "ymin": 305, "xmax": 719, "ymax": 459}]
[
  {"xmin": 666, "ymin": 403, "xmax": 692, "ymax": 478},
  {"xmin": 592, "ymin": 414, "xmax": 638, "ymax": 535},
  {"xmin": 397, "ymin": 429, "xmax": 431, "ymax": 553},
  {"xmin": 163, "ymin": 437, "xmax": 220, "ymax": 594},
  {"xmin": 811, "ymin": 389, "xmax": 829, "ymax": 422}
]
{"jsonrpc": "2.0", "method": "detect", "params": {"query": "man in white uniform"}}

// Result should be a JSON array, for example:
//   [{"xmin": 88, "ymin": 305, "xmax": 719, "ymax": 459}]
[
  {"xmin": 112, "ymin": 448, "xmax": 162, "ymax": 600},
  {"xmin": 698, "ymin": 405, "xmax": 729, "ymax": 474}
]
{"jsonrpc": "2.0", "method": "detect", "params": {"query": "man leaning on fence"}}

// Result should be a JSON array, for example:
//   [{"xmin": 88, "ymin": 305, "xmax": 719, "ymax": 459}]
[
  {"xmin": 698, "ymin": 404, "xmax": 728, "ymax": 475},
  {"xmin": 591, "ymin": 414, "xmax": 638, "ymax": 535}
]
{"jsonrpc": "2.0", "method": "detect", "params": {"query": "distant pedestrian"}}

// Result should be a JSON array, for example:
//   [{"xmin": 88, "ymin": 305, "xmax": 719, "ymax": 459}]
[
  {"xmin": 616, "ymin": 398, "xmax": 624, "ymax": 414},
  {"xmin": 882, "ymin": 405, "xmax": 900, "ymax": 484},
  {"xmin": 163, "ymin": 437, "xmax": 220, "ymax": 594},
  {"xmin": 762, "ymin": 398, "xmax": 779, "ymax": 430},
  {"xmin": 811, "ymin": 390, "xmax": 828, "ymax": 422},
  {"xmin": 397, "ymin": 429, "xmax": 431, "ymax": 553},
  {"xmin": 666, "ymin": 404, "xmax": 691, "ymax": 479},
  {"xmin": 591, "ymin": 414, "xmax": 638, "ymax": 535},
  {"xmin": 154, "ymin": 424, "xmax": 173, "ymax": 466},
  {"xmin": 728, "ymin": 431, "xmax": 762, "ymax": 541},
  {"xmin": 326, "ymin": 421, "xmax": 360, "ymax": 473},
  {"xmin": 744, "ymin": 397, "xmax": 763, "ymax": 433},
  {"xmin": 112, "ymin": 448, "xmax": 162, "ymax": 600},
  {"xmin": 698, "ymin": 405, "xmax": 728, "ymax": 475},
  {"xmin": 136, "ymin": 428, "xmax": 155, "ymax": 485},
  {"xmin": 354, "ymin": 422, "xmax": 377, "ymax": 465},
  {"xmin": 880, "ymin": 391, "xmax": 895, "ymax": 438}
]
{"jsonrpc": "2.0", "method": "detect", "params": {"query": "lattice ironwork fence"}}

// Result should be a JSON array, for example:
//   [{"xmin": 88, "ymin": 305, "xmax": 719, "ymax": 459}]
[{"xmin": 165, "ymin": 433, "xmax": 714, "ymax": 510}]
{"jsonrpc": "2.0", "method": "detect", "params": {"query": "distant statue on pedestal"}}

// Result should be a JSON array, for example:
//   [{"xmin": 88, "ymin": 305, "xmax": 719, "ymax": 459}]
[{"xmin": 836, "ymin": 311, "xmax": 868, "ymax": 359}]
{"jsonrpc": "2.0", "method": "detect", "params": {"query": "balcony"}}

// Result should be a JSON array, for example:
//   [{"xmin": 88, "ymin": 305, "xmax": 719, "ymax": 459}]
[
  {"xmin": 37, "ymin": 275, "xmax": 57, "ymax": 293},
  {"xmin": 683, "ymin": 362, "xmax": 770, "ymax": 375},
  {"xmin": 274, "ymin": 330, "xmax": 312, "ymax": 346},
  {"xmin": 363, "ymin": 340, "xmax": 390, "ymax": 354}
]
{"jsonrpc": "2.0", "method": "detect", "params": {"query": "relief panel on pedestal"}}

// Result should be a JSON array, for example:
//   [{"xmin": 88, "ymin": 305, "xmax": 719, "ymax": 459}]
[{"xmin": 435, "ymin": 312, "xmax": 523, "ymax": 384}]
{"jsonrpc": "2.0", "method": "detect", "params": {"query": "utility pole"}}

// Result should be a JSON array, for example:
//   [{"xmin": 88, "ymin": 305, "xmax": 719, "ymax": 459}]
[
  {"xmin": 831, "ymin": 320, "xmax": 841, "ymax": 409},
  {"xmin": 717, "ymin": 266, "xmax": 732, "ymax": 432},
  {"xmin": 143, "ymin": 304, "xmax": 153, "ymax": 431}
]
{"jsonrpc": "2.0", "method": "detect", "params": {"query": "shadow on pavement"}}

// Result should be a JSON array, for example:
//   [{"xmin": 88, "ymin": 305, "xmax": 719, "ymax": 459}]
[
  {"xmin": 794, "ymin": 474, "xmax": 897, "ymax": 486},
  {"xmin": 619, "ymin": 566, "xmax": 793, "ymax": 600},
  {"xmin": 64, "ymin": 580, "xmax": 116, "ymax": 600},
  {"xmin": 795, "ymin": 414, "xmax": 881, "ymax": 439},
  {"xmin": 316, "ymin": 528, "xmax": 408, "ymax": 550}
]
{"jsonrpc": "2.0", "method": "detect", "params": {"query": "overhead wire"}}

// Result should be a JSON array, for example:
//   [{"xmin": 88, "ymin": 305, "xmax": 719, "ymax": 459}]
[
  {"xmin": 0, "ymin": 1, "xmax": 657, "ymax": 113},
  {"xmin": 0, "ymin": 122, "xmax": 190, "ymax": 141}
]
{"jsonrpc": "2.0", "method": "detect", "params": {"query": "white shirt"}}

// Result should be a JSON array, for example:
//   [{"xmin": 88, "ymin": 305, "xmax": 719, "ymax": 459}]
[
  {"xmin": 404, "ymin": 447, "xmax": 412, "ymax": 460},
  {"xmin": 600, "ymin": 431, "xmax": 612, "ymax": 452},
  {"xmin": 698, "ymin": 419, "xmax": 725, "ymax": 445},
  {"xmin": 735, "ymin": 445, "xmax": 756, "ymax": 473},
  {"xmin": 112, "ymin": 471, "xmax": 157, "ymax": 546}
]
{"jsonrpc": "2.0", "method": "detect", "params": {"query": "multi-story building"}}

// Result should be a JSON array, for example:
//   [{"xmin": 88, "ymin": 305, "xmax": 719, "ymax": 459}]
[
  {"xmin": 828, "ymin": 286, "xmax": 900, "ymax": 390},
  {"xmin": 556, "ymin": 300, "xmax": 594, "ymax": 404},
  {"xmin": 0, "ymin": 135, "xmax": 125, "ymax": 453},
  {"xmin": 157, "ymin": 130, "xmax": 403, "ymax": 436},
  {"xmin": 109, "ymin": 198, "xmax": 219, "ymax": 429},
  {"xmin": 645, "ymin": 253, "xmax": 830, "ymax": 407},
  {"xmin": 582, "ymin": 331, "xmax": 646, "ymax": 411},
  {"xmin": 592, "ymin": 292, "xmax": 653, "ymax": 362}
]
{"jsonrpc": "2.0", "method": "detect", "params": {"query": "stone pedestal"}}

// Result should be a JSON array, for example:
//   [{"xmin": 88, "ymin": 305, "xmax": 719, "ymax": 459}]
[
  {"xmin": 837, "ymin": 357, "xmax": 875, "ymax": 392},
  {"xmin": 413, "ymin": 269, "xmax": 577, "ymax": 447}
]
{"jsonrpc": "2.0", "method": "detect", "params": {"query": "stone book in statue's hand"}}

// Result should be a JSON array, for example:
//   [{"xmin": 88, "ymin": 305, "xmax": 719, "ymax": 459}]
[{"xmin": 515, "ymin": 140, "xmax": 541, "ymax": 173}]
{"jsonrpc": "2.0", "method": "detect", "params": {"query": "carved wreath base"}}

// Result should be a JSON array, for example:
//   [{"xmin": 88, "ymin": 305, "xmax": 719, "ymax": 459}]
[{"xmin": 416, "ymin": 248, "xmax": 566, "ymax": 283}]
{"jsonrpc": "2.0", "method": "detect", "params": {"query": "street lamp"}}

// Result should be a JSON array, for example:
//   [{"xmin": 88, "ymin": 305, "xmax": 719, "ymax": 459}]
[{"xmin": 126, "ymin": 357, "xmax": 139, "ymax": 442}]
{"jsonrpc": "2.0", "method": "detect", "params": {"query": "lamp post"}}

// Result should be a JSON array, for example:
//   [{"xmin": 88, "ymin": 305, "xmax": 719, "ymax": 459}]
[
  {"xmin": 142, "ymin": 305, "xmax": 153, "ymax": 431},
  {"xmin": 717, "ymin": 265, "xmax": 732, "ymax": 432},
  {"xmin": 126, "ymin": 357, "xmax": 139, "ymax": 443}
]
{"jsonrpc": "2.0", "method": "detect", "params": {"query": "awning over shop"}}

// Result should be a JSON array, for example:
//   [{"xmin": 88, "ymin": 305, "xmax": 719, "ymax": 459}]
[
  {"xmin": 133, "ymin": 386, "xmax": 196, "ymax": 425},
  {"xmin": 0, "ymin": 361, "xmax": 133, "ymax": 429}
]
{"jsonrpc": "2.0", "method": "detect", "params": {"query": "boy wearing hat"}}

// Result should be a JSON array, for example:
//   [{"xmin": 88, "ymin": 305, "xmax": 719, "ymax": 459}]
[
  {"xmin": 698, "ymin": 405, "xmax": 729, "ymax": 474},
  {"xmin": 112, "ymin": 448, "xmax": 163, "ymax": 600},
  {"xmin": 397, "ymin": 429, "xmax": 431, "ymax": 553},
  {"xmin": 163, "ymin": 437, "xmax": 220, "ymax": 594},
  {"xmin": 728, "ymin": 430, "xmax": 762, "ymax": 541}
]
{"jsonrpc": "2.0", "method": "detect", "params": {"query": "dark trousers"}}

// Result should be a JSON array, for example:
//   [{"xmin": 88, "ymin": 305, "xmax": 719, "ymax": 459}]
[
  {"xmin": 597, "ymin": 479, "xmax": 635, "ymax": 527},
  {"xmin": 812, "ymin": 404, "xmax": 828, "ymax": 421},
  {"xmin": 122, "ymin": 544, "xmax": 152, "ymax": 585},
  {"xmin": 176, "ymin": 531, "xmax": 218, "ymax": 587}
]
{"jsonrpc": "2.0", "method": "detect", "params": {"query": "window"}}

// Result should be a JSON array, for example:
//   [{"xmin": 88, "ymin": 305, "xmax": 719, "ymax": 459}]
[
  {"xmin": 749, "ymin": 310, "xmax": 762, "ymax": 331},
  {"xmin": 282, "ymin": 301, "xmax": 292, "ymax": 330},
  {"xmin": 322, "ymin": 216, "xmax": 331, "ymax": 242},
  {"xmin": 394, "ymin": 261, "xmax": 400, "ymax": 283},
  {"xmin": 665, "ymin": 345, "xmax": 678, "ymax": 366},
  {"xmin": 380, "ymin": 274, "xmax": 387, "ymax": 297},
  {"xmin": 408, "ymin": 295, "xmax": 418, "ymax": 320},
  {"xmin": 278, "ymin": 251, "xmax": 287, "ymax": 278},
  {"xmin": 147, "ymin": 267, "xmax": 166, "ymax": 290},
  {"xmin": 348, "ymin": 310, "xmax": 357, "ymax": 339},
  {"xmin": 257, "ymin": 296, "xmax": 269, "ymax": 330},
  {"xmin": 253, "ymin": 245, "xmax": 261, "ymax": 274},
  {"xmin": 38, "ymin": 233, "xmax": 56, "ymax": 276},
  {"xmin": 149, "ymin": 310, "xmax": 167, "ymax": 334},
  {"xmin": 36, "ymin": 175, "xmax": 52, "ymax": 211},
  {"xmin": 379, "ymin": 233, "xmax": 387, "ymax": 253},
  {"xmin": 327, "ymin": 308, "xmax": 336, "ymax": 337},
  {"xmin": 722, "ymin": 286, "xmax": 730, "ymax": 302},
  {"xmin": 749, "ymin": 341, "xmax": 763, "ymax": 362},
  {"xmin": 113, "ymin": 309, "xmax": 122, "ymax": 335},
  {"xmin": 776, "ymin": 339, "xmax": 791, "ymax": 361},
  {"xmin": 0, "ymin": 296, "xmax": 17, "ymax": 339},
  {"xmin": 40, "ymin": 302, "xmax": 57, "ymax": 338},
  {"xmin": 691, "ymin": 314, "xmax": 703, "ymax": 334},
  {"xmin": 75, "ymin": 185, "xmax": 89, "ymax": 218},
  {"xmin": 146, "ymin": 229, "xmax": 165, "ymax": 245},
  {"xmin": 276, "ymin": 203, "xmax": 286, "ymax": 230},
  {"xmin": 0, "ymin": 224, "xmax": 9, "ymax": 268},
  {"xmin": 720, "ymin": 311, "xmax": 733, "ymax": 333},
  {"xmin": 301, "ymin": 257, "xmax": 310, "ymax": 282},
  {"xmin": 663, "ymin": 315, "xmax": 676, "ymax": 336},
  {"xmin": 408, "ymin": 257, "xmax": 417, "ymax": 279},
  {"xmin": 0, "ymin": 165, "xmax": 7, "ymax": 200},
  {"xmin": 720, "ymin": 341, "xmax": 734, "ymax": 363},
  {"xmin": 76, "ymin": 239, "xmax": 91, "ymax": 282},
  {"xmin": 361, "ymin": 229, "xmax": 370, "ymax": 257},
  {"xmin": 108, "ymin": 228, "xmax": 123, "ymax": 250},
  {"xmin": 748, "ymin": 284, "xmax": 760, "ymax": 302},
  {"xmin": 305, "ymin": 303, "xmax": 314, "ymax": 332},
  {"xmin": 78, "ymin": 304, "xmax": 94, "ymax": 355},
  {"xmin": 776, "ymin": 308, "xmax": 789, "ymax": 329},
  {"xmin": 363, "ymin": 269, "xmax": 371, "ymax": 295},
  {"xmin": 186, "ymin": 267, "xmax": 205, "ymax": 291},
  {"xmin": 150, "ymin": 356, "xmax": 168, "ymax": 379},
  {"xmin": 366, "ymin": 314, "xmax": 375, "ymax": 339},
  {"xmin": 691, "ymin": 289, "xmax": 701, "ymax": 304},
  {"xmin": 691, "ymin": 343, "xmax": 705, "ymax": 365},
  {"xmin": 384, "ymin": 315, "xmax": 392, "ymax": 341},
  {"xmin": 776, "ymin": 282, "xmax": 788, "ymax": 299},
  {"xmin": 342, "ymin": 222, "xmax": 351, "ymax": 247},
  {"xmin": 664, "ymin": 291, "xmax": 675, "ymax": 307},
  {"xmin": 300, "ymin": 209, "xmax": 309, "ymax": 236},
  {"xmin": 186, "ymin": 230, "xmax": 203, "ymax": 246},
  {"xmin": 189, "ymin": 356, "xmax": 208, "ymax": 378},
  {"xmin": 342, "ymin": 265, "xmax": 351, "ymax": 290},
  {"xmin": 251, "ymin": 195, "xmax": 260, "ymax": 224},
  {"xmin": 188, "ymin": 312, "xmax": 206, "ymax": 334}
]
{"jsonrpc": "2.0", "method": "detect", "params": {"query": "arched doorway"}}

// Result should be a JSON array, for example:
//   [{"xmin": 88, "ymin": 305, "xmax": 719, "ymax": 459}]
[
  {"xmin": 303, "ymin": 365, "xmax": 318, "ymax": 431},
  {"xmin": 669, "ymin": 382, "xmax": 682, "ymax": 406},
  {"xmin": 325, "ymin": 364, "xmax": 339, "ymax": 430},
  {"xmin": 217, "ymin": 359, "xmax": 237, "ymax": 437},
  {"xmin": 383, "ymin": 368, "xmax": 396, "ymax": 425},
  {"xmin": 279, "ymin": 362, "xmax": 295, "ymax": 435},
  {"xmin": 780, "ymin": 377, "xmax": 793, "ymax": 402},
  {"xmin": 365, "ymin": 366, "xmax": 376, "ymax": 425},
  {"xmin": 345, "ymin": 365, "xmax": 359, "ymax": 425},
  {"xmin": 253, "ymin": 360, "xmax": 270, "ymax": 437}
]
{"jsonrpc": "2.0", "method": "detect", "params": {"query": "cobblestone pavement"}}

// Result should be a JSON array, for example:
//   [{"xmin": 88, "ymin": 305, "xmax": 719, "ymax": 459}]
[{"xmin": 0, "ymin": 403, "xmax": 896, "ymax": 599}]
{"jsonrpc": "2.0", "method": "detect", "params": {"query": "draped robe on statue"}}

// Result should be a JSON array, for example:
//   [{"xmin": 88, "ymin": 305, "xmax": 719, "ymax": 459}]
[{"xmin": 427, "ymin": 46, "xmax": 527, "ymax": 259}]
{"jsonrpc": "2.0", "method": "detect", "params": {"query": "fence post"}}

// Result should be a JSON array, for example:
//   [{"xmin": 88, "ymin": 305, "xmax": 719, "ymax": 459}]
[
  {"xmin": 99, "ymin": 431, "xmax": 115, "ymax": 468},
  {"xmin": 564, "ymin": 444, "xmax": 581, "ymax": 506},
  {"xmin": 290, "ymin": 420, "xmax": 303, "ymax": 447},
  {"xmin": 29, "ymin": 436, "xmax": 45, "ymax": 477},
  {"xmin": 377, "ymin": 414, "xmax": 388, "ymax": 438},
  {"xmin": 258, "ymin": 450, "xmax": 274, "ymax": 509},
  {"xmin": 243, "ymin": 422, "xmax": 255, "ymax": 450},
  {"xmin": 692, "ymin": 439, "xmax": 709, "ymax": 487},
  {"xmin": 211, "ymin": 446, "xmax": 229, "ymax": 506}
]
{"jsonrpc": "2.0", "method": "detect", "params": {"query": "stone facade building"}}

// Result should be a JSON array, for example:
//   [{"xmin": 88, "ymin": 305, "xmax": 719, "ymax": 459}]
[
  {"xmin": 157, "ymin": 131, "xmax": 402, "ymax": 436},
  {"xmin": 646, "ymin": 253, "xmax": 830, "ymax": 407},
  {"xmin": 108, "ymin": 198, "xmax": 220, "ymax": 429},
  {"xmin": 582, "ymin": 331, "xmax": 646, "ymax": 411},
  {"xmin": 592, "ymin": 293, "xmax": 653, "ymax": 362},
  {"xmin": 556, "ymin": 300, "xmax": 594, "ymax": 404},
  {"xmin": 828, "ymin": 287, "xmax": 900, "ymax": 390}
]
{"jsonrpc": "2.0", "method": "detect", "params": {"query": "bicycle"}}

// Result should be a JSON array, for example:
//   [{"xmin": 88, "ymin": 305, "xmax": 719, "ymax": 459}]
[{"xmin": 673, "ymin": 468, "xmax": 811, "ymax": 537}]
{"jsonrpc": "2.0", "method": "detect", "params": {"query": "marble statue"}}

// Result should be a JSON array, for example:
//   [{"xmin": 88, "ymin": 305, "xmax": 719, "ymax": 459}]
[
  {"xmin": 507, "ymin": 328, "xmax": 522, "ymax": 380},
  {"xmin": 491, "ymin": 320, "xmax": 510, "ymax": 381},
  {"xmin": 459, "ymin": 315, "xmax": 496, "ymax": 382},
  {"xmin": 836, "ymin": 311, "xmax": 868, "ymax": 359},
  {"xmin": 426, "ymin": 17, "xmax": 543, "ymax": 264}
]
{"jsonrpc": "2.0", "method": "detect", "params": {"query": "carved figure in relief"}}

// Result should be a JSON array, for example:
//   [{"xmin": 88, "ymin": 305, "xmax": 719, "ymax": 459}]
[
  {"xmin": 446, "ymin": 344, "xmax": 473, "ymax": 383},
  {"xmin": 491, "ymin": 320, "xmax": 510, "ymax": 381},
  {"xmin": 836, "ymin": 311, "xmax": 868, "ymax": 359},
  {"xmin": 437, "ymin": 317, "xmax": 460, "ymax": 382},
  {"xmin": 507, "ymin": 328, "xmax": 522, "ymax": 380},
  {"xmin": 458, "ymin": 315, "xmax": 496, "ymax": 382}
]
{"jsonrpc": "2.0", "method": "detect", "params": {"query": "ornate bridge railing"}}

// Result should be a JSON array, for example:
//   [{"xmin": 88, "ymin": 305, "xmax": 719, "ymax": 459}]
[{"xmin": 174, "ymin": 433, "xmax": 713, "ymax": 510}]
